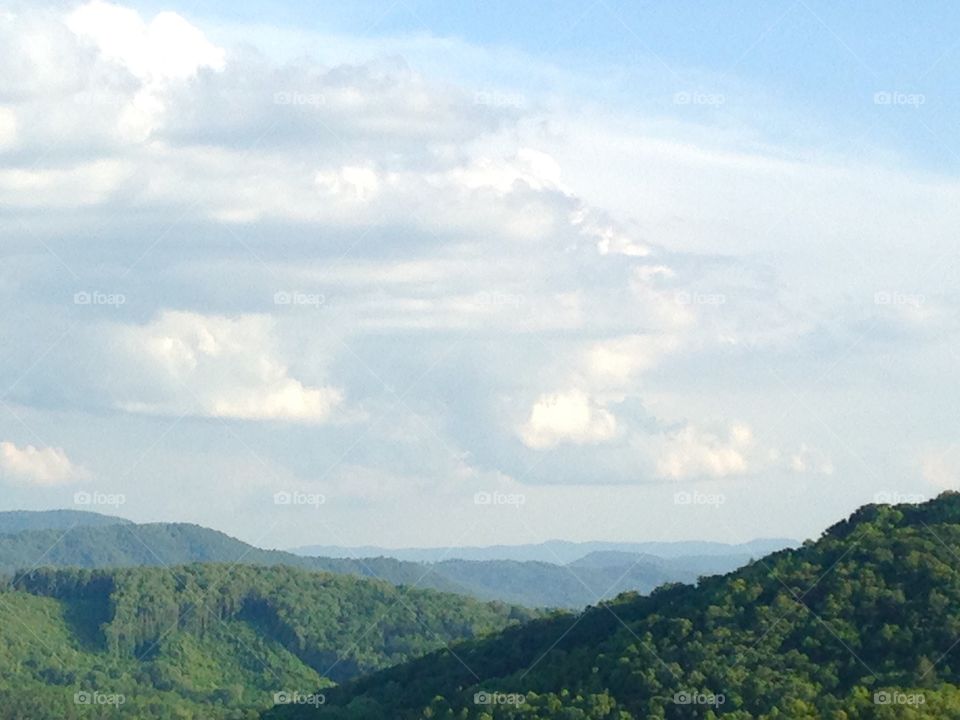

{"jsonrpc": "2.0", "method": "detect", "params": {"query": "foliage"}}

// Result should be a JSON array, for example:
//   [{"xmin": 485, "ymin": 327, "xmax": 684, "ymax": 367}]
[{"xmin": 0, "ymin": 563, "xmax": 536, "ymax": 719}]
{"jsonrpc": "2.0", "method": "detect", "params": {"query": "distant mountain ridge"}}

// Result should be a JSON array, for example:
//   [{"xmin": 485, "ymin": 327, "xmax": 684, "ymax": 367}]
[
  {"xmin": 0, "ymin": 510, "xmax": 794, "ymax": 609},
  {"xmin": 0, "ymin": 509, "xmax": 131, "ymax": 534},
  {"xmin": 0, "ymin": 522, "xmax": 467, "ymax": 595},
  {"xmin": 290, "ymin": 537, "xmax": 797, "ymax": 563}
]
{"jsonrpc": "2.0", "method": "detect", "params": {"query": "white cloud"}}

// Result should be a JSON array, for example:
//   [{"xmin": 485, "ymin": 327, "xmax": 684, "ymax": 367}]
[
  {"xmin": 115, "ymin": 311, "xmax": 342, "ymax": 423},
  {"xmin": 520, "ymin": 389, "xmax": 618, "ymax": 449},
  {"xmin": 0, "ymin": 441, "xmax": 85, "ymax": 485},
  {"xmin": 448, "ymin": 148, "xmax": 563, "ymax": 193},
  {"xmin": 0, "ymin": 159, "xmax": 129, "ymax": 207},
  {"xmin": 63, "ymin": 1, "xmax": 225, "ymax": 142},
  {"xmin": 656, "ymin": 423, "xmax": 754, "ymax": 479},
  {"xmin": 66, "ymin": 1, "xmax": 225, "ymax": 82},
  {"xmin": 314, "ymin": 165, "xmax": 381, "ymax": 202},
  {"xmin": 586, "ymin": 334, "xmax": 680, "ymax": 387}
]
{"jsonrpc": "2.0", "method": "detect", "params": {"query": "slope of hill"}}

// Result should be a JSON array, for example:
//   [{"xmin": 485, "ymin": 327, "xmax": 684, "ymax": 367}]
[
  {"xmin": 0, "ymin": 564, "xmax": 537, "ymax": 719},
  {"xmin": 0, "ymin": 509, "xmax": 131, "ymax": 534},
  {"xmin": 265, "ymin": 493, "xmax": 960, "ymax": 719}
]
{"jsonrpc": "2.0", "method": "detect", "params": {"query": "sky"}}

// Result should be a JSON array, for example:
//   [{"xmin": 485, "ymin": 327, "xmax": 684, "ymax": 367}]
[{"xmin": 0, "ymin": 0, "xmax": 957, "ymax": 550}]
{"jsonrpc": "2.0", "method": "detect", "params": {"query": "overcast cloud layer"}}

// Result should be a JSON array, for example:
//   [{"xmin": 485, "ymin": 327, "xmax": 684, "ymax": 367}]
[{"xmin": 1, "ymin": 1, "xmax": 957, "ymax": 548}]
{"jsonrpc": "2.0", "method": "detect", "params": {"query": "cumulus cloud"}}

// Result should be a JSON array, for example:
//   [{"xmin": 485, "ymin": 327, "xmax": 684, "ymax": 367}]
[
  {"xmin": 0, "ymin": 441, "xmax": 85, "ymax": 485},
  {"xmin": 314, "ymin": 165, "xmax": 381, "ymax": 203},
  {"xmin": 66, "ymin": 1, "xmax": 225, "ymax": 82},
  {"xmin": 520, "ymin": 389, "xmax": 618, "ymax": 449},
  {"xmin": 586, "ymin": 334, "xmax": 680, "ymax": 387},
  {"xmin": 113, "ymin": 311, "xmax": 342, "ymax": 423},
  {"xmin": 655, "ymin": 423, "xmax": 754, "ymax": 479}
]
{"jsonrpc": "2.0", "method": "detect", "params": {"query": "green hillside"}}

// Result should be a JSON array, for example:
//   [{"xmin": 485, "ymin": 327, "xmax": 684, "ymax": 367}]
[
  {"xmin": 264, "ymin": 492, "xmax": 960, "ymax": 719},
  {"xmin": 0, "ymin": 564, "xmax": 536, "ymax": 719}
]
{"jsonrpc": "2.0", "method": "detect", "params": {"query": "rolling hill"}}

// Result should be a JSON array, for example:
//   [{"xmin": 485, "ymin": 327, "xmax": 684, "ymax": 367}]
[
  {"xmin": 0, "ymin": 522, "xmax": 468, "ymax": 594},
  {"xmin": 264, "ymin": 492, "xmax": 960, "ymax": 719},
  {"xmin": 0, "ymin": 519, "xmax": 770, "ymax": 609}
]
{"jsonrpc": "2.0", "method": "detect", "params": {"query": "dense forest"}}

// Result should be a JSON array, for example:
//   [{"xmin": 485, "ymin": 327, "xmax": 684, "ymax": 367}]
[
  {"xmin": 264, "ymin": 493, "xmax": 960, "ymax": 719},
  {"xmin": 0, "ymin": 564, "xmax": 537, "ymax": 719}
]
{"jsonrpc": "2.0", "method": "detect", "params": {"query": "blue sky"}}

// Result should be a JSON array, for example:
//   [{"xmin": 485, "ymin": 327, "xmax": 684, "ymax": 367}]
[
  {"xmin": 138, "ymin": 0, "xmax": 960, "ymax": 170},
  {"xmin": 0, "ymin": 0, "xmax": 957, "ymax": 549}
]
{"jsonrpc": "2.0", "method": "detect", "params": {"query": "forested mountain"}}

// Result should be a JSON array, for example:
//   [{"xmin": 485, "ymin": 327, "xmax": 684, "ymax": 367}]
[
  {"xmin": 0, "ymin": 523, "xmax": 467, "ymax": 594},
  {"xmin": 0, "ymin": 509, "xmax": 131, "ymax": 534},
  {"xmin": 0, "ymin": 564, "xmax": 536, "ymax": 719},
  {"xmin": 0, "ymin": 521, "xmax": 760, "ymax": 609},
  {"xmin": 265, "ymin": 493, "xmax": 960, "ymax": 719}
]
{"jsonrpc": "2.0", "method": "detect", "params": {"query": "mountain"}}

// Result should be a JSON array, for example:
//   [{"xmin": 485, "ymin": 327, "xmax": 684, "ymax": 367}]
[
  {"xmin": 429, "ymin": 557, "xmax": 701, "ymax": 609},
  {"xmin": 0, "ymin": 522, "xmax": 468, "ymax": 595},
  {"xmin": 569, "ymin": 550, "xmax": 756, "ymax": 577},
  {"xmin": 0, "ymin": 519, "xmax": 771, "ymax": 609},
  {"xmin": 290, "ymin": 538, "xmax": 797, "ymax": 563},
  {"xmin": 265, "ymin": 492, "xmax": 960, "ymax": 719},
  {"xmin": 0, "ymin": 563, "xmax": 537, "ymax": 719},
  {"xmin": 0, "ymin": 509, "xmax": 131, "ymax": 534},
  {"xmin": 566, "ymin": 550, "xmax": 666, "ymax": 568}
]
